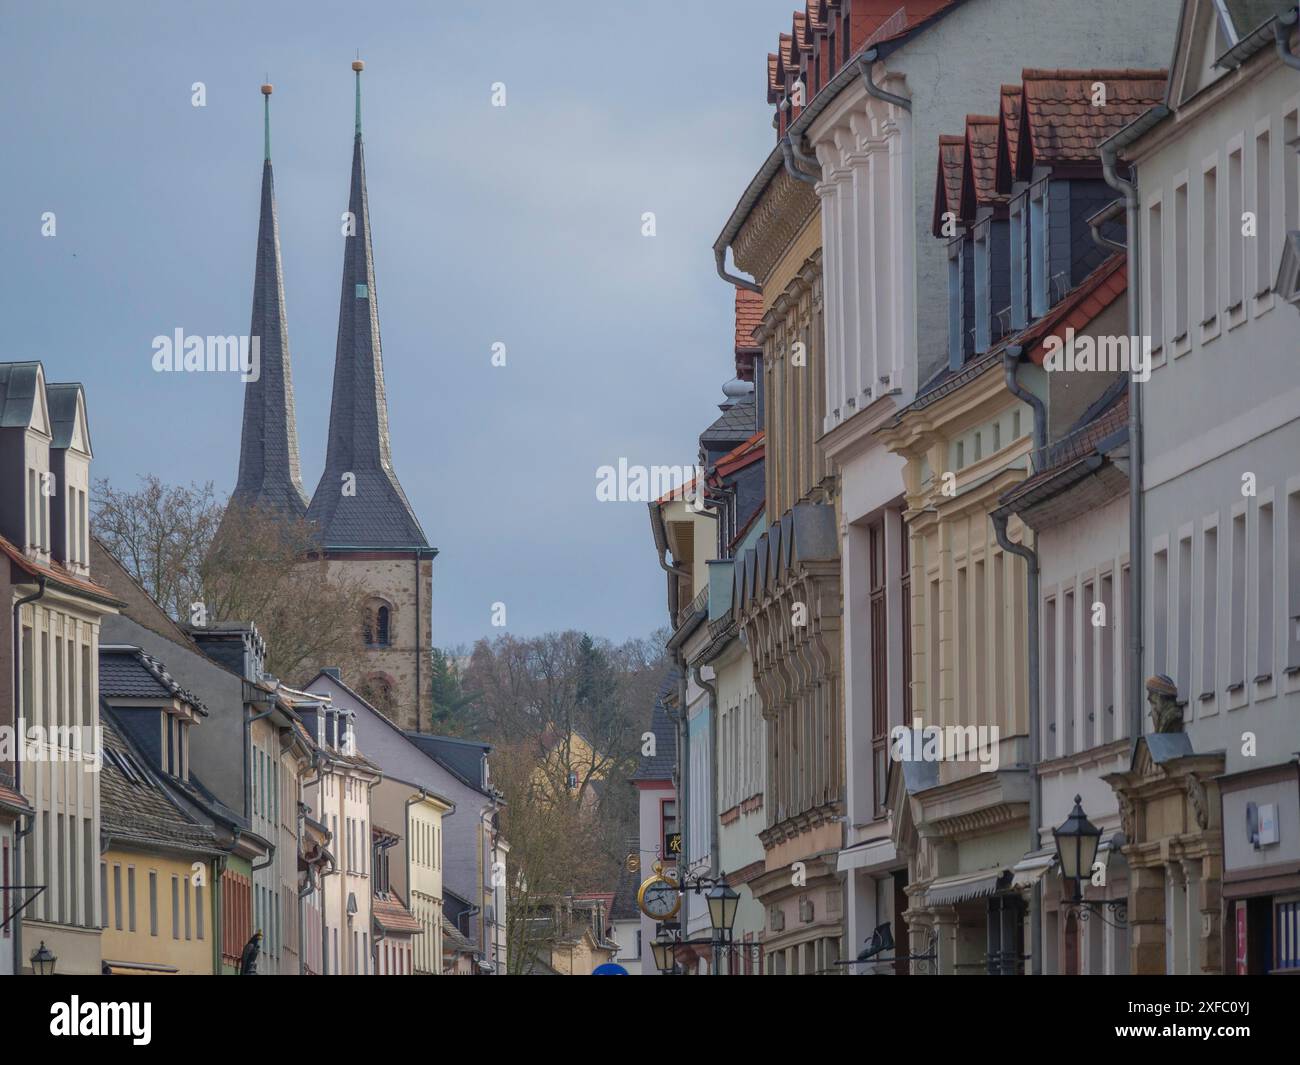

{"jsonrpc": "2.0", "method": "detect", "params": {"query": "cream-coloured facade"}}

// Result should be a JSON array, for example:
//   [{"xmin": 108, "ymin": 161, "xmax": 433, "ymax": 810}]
[
  {"xmin": 405, "ymin": 790, "xmax": 451, "ymax": 974},
  {"xmin": 0, "ymin": 364, "xmax": 119, "ymax": 976}
]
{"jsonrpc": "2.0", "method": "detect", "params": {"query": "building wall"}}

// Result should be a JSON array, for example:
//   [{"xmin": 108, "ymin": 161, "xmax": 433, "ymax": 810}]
[
  {"xmin": 408, "ymin": 795, "xmax": 447, "ymax": 975},
  {"xmin": 99, "ymin": 849, "xmax": 215, "ymax": 974},
  {"xmin": 635, "ymin": 778, "xmax": 674, "ymax": 974},
  {"xmin": 321, "ymin": 555, "xmax": 432, "ymax": 732},
  {"xmin": 306, "ymin": 763, "xmax": 375, "ymax": 974}
]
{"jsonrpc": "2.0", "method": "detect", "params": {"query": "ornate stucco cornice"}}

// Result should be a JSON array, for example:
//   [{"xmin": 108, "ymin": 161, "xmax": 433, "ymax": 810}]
[
  {"xmin": 732, "ymin": 169, "xmax": 819, "ymax": 287},
  {"xmin": 753, "ymin": 249, "xmax": 823, "ymax": 344}
]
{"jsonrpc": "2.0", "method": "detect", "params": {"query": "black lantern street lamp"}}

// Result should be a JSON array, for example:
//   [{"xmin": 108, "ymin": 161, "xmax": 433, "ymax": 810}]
[
  {"xmin": 651, "ymin": 929, "xmax": 677, "ymax": 974},
  {"xmin": 706, "ymin": 881, "xmax": 740, "ymax": 941},
  {"xmin": 1053, "ymin": 794, "xmax": 1103, "ymax": 902},
  {"xmin": 30, "ymin": 940, "xmax": 56, "ymax": 976}
]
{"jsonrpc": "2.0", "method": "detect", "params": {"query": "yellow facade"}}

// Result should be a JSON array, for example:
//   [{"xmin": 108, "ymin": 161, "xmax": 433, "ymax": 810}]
[{"xmin": 99, "ymin": 848, "xmax": 217, "ymax": 975}]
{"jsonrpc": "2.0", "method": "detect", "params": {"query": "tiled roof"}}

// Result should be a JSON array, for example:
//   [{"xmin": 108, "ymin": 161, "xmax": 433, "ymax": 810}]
[
  {"xmin": 997, "ymin": 84, "xmax": 1022, "ymax": 193},
  {"xmin": 631, "ymin": 668, "xmax": 679, "ymax": 783},
  {"xmin": 932, "ymin": 135, "xmax": 965, "ymax": 236},
  {"xmin": 99, "ymin": 711, "xmax": 222, "ymax": 856},
  {"xmin": 713, "ymin": 431, "xmax": 765, "ymax": 481},
  {"xmin": 1017, "ymin": 69, "xmax": 1167, "ymax": 178},
  {"xmin": 100, "ymin": 646, "xmax": 209, "ymax": 715},
  {"xmin": 734, "ymin": 287, "xmax": 764, "ymax": 354},
  {"xmin": 0, "ymin": 771, "xmax": 32, "ymax": 816},
  {"xmin": 372, "ymin": 892, "xmax": 423, "ymax": 935},
  {"xmin": 863, "ymin": 0, "xmax": 964, "ymax": 51},
  {"xmin": 0, "ymin": 534, "xmax": 121, "ymax": 606},
  {"xmin": 1021, "ymin": 253, "xmax": 1127, "ymax": 364},
  {"xmin": 962, "ymin": 114, "xmax": 1004, "ymax": 213}
]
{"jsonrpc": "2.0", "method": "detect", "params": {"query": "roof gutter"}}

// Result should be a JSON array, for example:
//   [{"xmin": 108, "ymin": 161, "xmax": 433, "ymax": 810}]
[
  {"xmin": 1100, "ymin": 102, "xmax": 1167, "ymax": 745},
  {"xmin": 781, "ymin": 136, "xmax": 820, "ymax": 186},
  {"xmin": 856, "ymin": 49, "xmax": 912, "ymax": 112},
  {"xmin": 1277, "ymin": 9, "xmax": 1300, "ymax": 69}
]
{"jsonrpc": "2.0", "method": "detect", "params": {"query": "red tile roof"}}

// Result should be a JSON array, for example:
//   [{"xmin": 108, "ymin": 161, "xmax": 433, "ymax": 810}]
[
  {"xmin": 1017, "ymin": 69, "xmax": 1167, "ymax": 179},
  {"xmin": 863, "ymin": 0, "xmax": 962, "ymax": 50},
  {"xmin": 0, "ymin": 777, "xmax": 32, "ymax": 816},
  {"xmin": 735, "ymin": 287, "xmax": 764, "ymax": 355},
  {"xmin": 713, "ymin": 431, "xmax": 765, "ymax": 481},
  {"xmin": 932, "ymin": 134, "xmax": 965, "ymax": 236},
  {"xmin": 0, "ymin": 534, "xmax": 122, "ymax": 606},
  {"xmin": 372, "ymin": 893, "xmax": 423, "ymax": 936},
  {"xmin": 961, "ymin": 114, "xmax": 1004, "ymax": 214},
  {"xmin": 1022, "ymin": 253, "xmax": 1128, "ymax": 365},
  {"xmin": 996, "ymin": 85, "xmax": 1022, "ymax": 194}
]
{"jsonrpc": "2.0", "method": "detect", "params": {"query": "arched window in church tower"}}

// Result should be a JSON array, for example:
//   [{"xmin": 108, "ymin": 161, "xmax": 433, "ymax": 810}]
[
  {"xmin": 363, "ymin": 598, "xmax": 394, "ymax": 648},
  {"xmin": 362, "ymin": 673, "xmax": 394, "ymax": 715}
]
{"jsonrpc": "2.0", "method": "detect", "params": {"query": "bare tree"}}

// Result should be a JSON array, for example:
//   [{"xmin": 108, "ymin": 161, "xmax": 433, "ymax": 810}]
[{"xmin": 93, "ymin": 478, "xmax": 368, "ymax": 687}]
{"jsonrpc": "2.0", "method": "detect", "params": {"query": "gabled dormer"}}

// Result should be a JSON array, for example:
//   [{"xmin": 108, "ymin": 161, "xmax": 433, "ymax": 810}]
[
  {"xmin": 934, "ymin": 134, "xmax": 970, "ymax": 370},
  {"xmin": 1009, "ymin": 69, "xmax": 1165, "ymax": 321},
  {"xmin": 0, "ymin": 362, "xmax": 53, "ymax": 564},
  {"xmin": 46, "ymin": 382, "xmax": 92, "ymax": 575},
  {"xmin": 100, "ymin": 646, "xmax": 209, "ymax": 783},
  {"xmin": 960, "ymin": 115, "xmax": 1012, "ymax": 358},
  {"xmin": 1166, "ymin": 0, "xmax": 1294, "ymax": 107}
]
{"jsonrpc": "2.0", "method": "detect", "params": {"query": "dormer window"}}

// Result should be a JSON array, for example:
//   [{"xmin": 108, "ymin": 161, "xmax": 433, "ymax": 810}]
[
  {"xmin": 973, "ymin": 218, "xmax": 992, "ymax": 353},
  {"xmin": 1010, "ymin": 190, "xmax": 1028, "ymax": 330},
  {"xmin": 1029, "ymin": 177, "xmax": 1050, "ymax": 318}
]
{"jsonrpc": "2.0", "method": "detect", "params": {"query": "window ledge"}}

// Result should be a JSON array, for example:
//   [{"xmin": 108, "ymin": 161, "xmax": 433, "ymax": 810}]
[{"xmin": 1197, "ymin": 691, "xmax": 1215, "ymax": 702}]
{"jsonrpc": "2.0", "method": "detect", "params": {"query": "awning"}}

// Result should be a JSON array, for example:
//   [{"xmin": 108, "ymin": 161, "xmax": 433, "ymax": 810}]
[
  {"xmin": 102, "ymin": 959, "xmax": 179, "ymax": 975},
  {"xmin": 925, "ymin": 868, "xmax": 1013, "ymax": 907},
  {"xmin": 1011, "ymin": 848, "xmax": 1057, "ymax": 890},
  {"xmin": 837, "ymin": 836, "xmax": 899, "ymax": 873}
]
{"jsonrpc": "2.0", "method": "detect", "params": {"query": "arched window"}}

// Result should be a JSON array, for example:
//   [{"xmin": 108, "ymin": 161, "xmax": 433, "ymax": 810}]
[
  {"xmin": 363, "ymin": 599, "xmax": 393, "ymax": 647},
  {"xmin": 362, "ymin": 673, "xmax": 395, "ymax": 715}
]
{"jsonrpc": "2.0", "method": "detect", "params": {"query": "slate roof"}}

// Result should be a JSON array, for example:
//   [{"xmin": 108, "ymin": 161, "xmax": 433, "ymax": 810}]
[
  {"xmin": 99, "ymin": 646, "xmax": 209, "ymax": 715},
  {"xmin": 305, "ymin": 86, "xmax": 429, "ymax": 551},
  {"xmin": 46, "ymin": 382, "xmax": 88, "ymax": 453},
  {"xmin": 99, "ymin": 710, "xmax": 222, "ymax": 857},
  {"xmin": 701, "ymin": 393, "xmax": 758, "ymax": 448},
  {"xmin": 610, "ymin": 860, "xmax": 641, "ymax": 921},
  {"xmin": 631, "ymin": 668, "xmax": 679, "ymax": 783},
  {"xmin": 0, "ymin": 362, "xmax": 40, "ymax": 429},
  {"xmin": 372, "ymin": 892, "xmax": 423, "ymax": 935},
  {"xmin": 230, "ymin": 150, "xmax": 310, "ymax": 522},
  {"xmin": 1017, "ymin": 69, "xmax": 1167, "ymax": 178},
  {"xmin": 441, "ymin": 914, "xmax": 477, "ymax": 956},
  {"xmin": 402, "ymin": 731, "xmax": 493, "ymax": 797}
]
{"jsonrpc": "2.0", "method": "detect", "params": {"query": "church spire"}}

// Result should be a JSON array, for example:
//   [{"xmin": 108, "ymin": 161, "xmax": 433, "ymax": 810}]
[
  {"xmin": 306, "ymin": 60, "xmax": 428, "ymax": 549},
  {"xmin": 231, "ymin": 81, "xmax": 310, "ymax": 521}
]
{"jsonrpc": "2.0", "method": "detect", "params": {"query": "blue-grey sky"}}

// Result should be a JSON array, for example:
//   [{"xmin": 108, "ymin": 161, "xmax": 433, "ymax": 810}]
[{"xmin": 2, "ymin": 0, "xmax": 792, "ymax": 648}]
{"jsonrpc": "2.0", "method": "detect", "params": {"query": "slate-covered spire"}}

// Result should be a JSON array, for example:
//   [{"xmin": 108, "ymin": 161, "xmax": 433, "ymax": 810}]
[
  {"xmin": 307, "ymin": 60, "xmax": 428, "ymax": 549},
  {"xmin": 231, "ymin": 82, "xmax": 310, "ymax": 520}
]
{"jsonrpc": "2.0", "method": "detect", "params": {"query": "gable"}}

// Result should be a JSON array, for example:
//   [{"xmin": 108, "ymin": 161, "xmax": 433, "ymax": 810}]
[{"xmin": 1170, "ymin": 0, "xmax": 1231, "ymax": 107}]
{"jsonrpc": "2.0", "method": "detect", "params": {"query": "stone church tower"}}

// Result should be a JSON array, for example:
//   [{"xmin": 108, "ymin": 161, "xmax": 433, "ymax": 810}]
[{"xmin": 230, "ymin": 67, "xmax": 435, "ymax": 731}]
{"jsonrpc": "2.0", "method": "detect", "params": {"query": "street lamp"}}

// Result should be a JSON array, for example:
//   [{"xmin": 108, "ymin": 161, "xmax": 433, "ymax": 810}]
[
  {"xmin": 1053, "ymin": 794, "xmax": 1103, "ymax": 903},
  {"xmin": 30, "ymin": 940, "xmax": 56, "ymax": 976},
  {"xmin": 651, "ymin": 929, "xmax": 677, "ymax": 974},
  {"xmin": 706, "ymin": 881, "xmax": 739, "ymax": 941}
]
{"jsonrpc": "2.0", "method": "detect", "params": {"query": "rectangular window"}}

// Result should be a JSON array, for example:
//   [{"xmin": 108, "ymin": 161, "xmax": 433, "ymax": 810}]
[
  {"xmin": 1010, "ymin": 194, "xmax": 1027, "ymax": 329},
  {"xmin": 184, "ymin": 875, "xmax": 192, "ymax": 940},
  {"xmin": 1230, "ymin": 512, "xmax": 1247, "ymax": 689},
  {"xmin": 197, "ymin": 883, "xmax": 204, "ymax": 940},
  {"xmin": 1174, "ymin": 182, "xmax": 1189, "ymax": 337},
  {"xmin": 1121, "ymin": 564, "xmax": 1133, "ymax": 712},
  {"xmin": 1256, "ymin": 130, "xmax": 1271, "ymax": 297},
  {"xmin": 948, "ymin": 238, "xmax": 964, "ymax": 370},
  {"xmin": 1082, "ymin": 580, "xmax": 1095, "ymax": 750},
  {"xmin": 1203, "ymin": 166, "xmax": 1219, "ymax": 322},
  {"xmin": 127, "ymin": 866, "xmax": 136, "ymax": 932},
  {"xmin": 929, "ymin": 578, "xmax": 941, "ymax": 723},
  {"xmin": 1044, "ymin": 596, "xmax": 1058, "ymax": 757},
  {"xmin": 149, "ymin": 871, "xmax": 158, "ymax": 936},
  {"xmin": 1100, "ymin": 573, "xmax": 1115, "ymax": 742},
  {"xmin": 869, "ymin": 521, "xmax": 888, "ymax": 817},
  {"xmin": 1178, "ymin": 535, "xmax": 1192, "ymax": 698},
  {"xmin": 100, "ymin": 861, "xmax": 107, "ymax": 929},
  {"xmin": 1285, "ymin": 111, "xmax": 1298, "ymax": 234},
  {"xmin": 1030, "ymin": 179, "xmax": 1049, "ymax": 317},
  {"xmin": 81, "ymin": 645, "xmax": 92, "ymax": 728},
  {"xmin": 1063, "ymin": 589, "xmax": 1076, "ymax": 755},
  {"xmin": 27, "ymin": 469, "xmax": 37, "ymax": 550},
  {"xmin": 1258, "ymin": 501, "xmax": 1274, "ymax": 681},
  {"xmin": 113, "ymin": 863, "xmax": 122, "ymax": 930},
  {"xmin": 171, "ymin": 875, "xmax": 180, "ymax": 940},
  {"xmin": 1154, "ymin": 548, "xmax": 1169, "ymax": 677},
  {"xmin": 1289, "ymin": 491, "xmax": 1300, "ymax": 670},
  {"xmin": 83, "ymin": 819, "xmax": 93, "ymax": 928},
  {"xmin": 1203, "ymin": 527, "xmax": 1218, "ymax": 697},
  {"xmin": 974, "ymin": 220, "xmax": 991, "ymax": 352},
  {"xmin": 1149, "ymin": 201, "xmax": 1164, "ymax": 350},
  {"xmin": 1228, "ymin": 146, "xmax": 1244, "ymax": 309}
]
